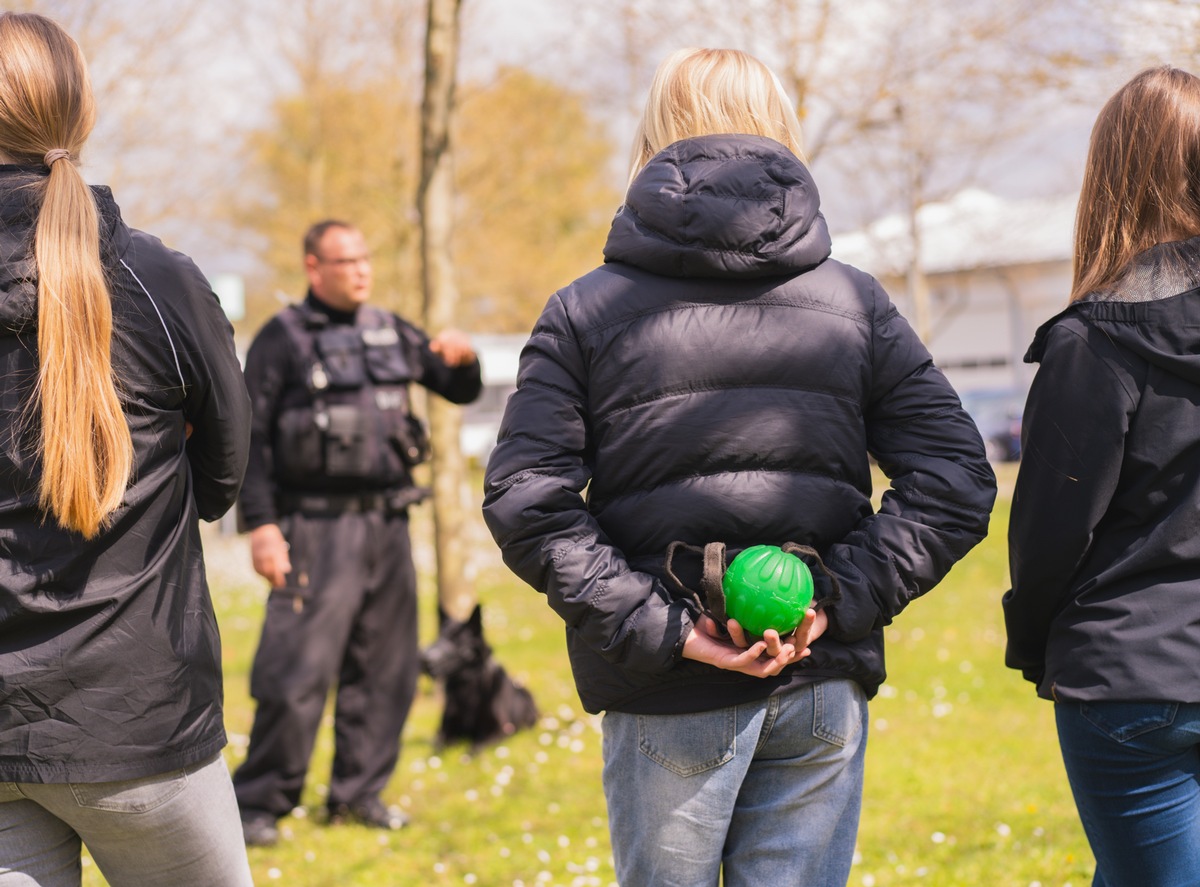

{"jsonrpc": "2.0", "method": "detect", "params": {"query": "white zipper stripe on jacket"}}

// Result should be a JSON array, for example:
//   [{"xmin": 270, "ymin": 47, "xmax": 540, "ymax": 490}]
[{"xmin": 119, "ymin": 258, "xmax": 186, "ymax": 393}]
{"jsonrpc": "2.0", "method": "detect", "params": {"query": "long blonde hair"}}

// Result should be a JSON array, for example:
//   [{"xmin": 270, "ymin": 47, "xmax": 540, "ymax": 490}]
[
  {"xmin": 628, "ymin": 48, "xmax": 806, "ymax": 184},
  {"xmin": 0, "ymin": 12, "xmax": 132, "ymax": 538},
  {"xmin": 1071, "ymin": 66, "xmax": 1200, "ymax": 302}
]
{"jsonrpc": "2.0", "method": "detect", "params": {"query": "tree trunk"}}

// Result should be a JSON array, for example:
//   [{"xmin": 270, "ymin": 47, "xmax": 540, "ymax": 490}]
[{"xmin": 418, "ymin": 0, "xmax": 473, "ymax": 620}]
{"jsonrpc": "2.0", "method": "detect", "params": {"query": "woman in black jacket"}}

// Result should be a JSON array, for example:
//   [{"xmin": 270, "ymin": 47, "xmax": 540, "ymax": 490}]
[
  {"xmin": 0, "ymin": 13, "xmax": 253, "ymax": 886},
  {"xmin": 1005, "ymin": 67, "xmax": 1200, "ymax": 887},
  {"xmin": 484, "ymin": 47, "xmax": 995, "ymax": 887}
]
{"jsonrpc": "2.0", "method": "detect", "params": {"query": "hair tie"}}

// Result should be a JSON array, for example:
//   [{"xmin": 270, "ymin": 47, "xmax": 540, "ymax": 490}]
[{"xmin": 43, "ymin": 149, "xmax": 71, "ymax": 168}]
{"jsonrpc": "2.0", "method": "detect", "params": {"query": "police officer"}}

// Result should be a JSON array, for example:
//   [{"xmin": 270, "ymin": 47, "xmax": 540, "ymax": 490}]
[{"xmin": 234, "ymin": 220, "xmax": 482, "ymax": 847}]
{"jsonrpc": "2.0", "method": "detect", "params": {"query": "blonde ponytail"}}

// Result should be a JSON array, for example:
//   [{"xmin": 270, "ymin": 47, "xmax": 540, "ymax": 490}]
[
  {"xmin": 35, "ymin": 155, "xmax": 133, "ymax": 537},
  {"xmin": 0, "ymin": 13, "xmax": 133, "ymax": 538}
]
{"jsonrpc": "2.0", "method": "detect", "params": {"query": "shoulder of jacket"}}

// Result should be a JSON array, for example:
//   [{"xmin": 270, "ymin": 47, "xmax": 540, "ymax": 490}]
[
  {"xmin": 815, "ymin": 257, "xmax": 883, "ymax": 298},
  {"xmin": 249, "ymin": 308, "xmax": 305, "ymax": 353},
  {"xmin": 1026, "ymin": 305, "xmax": 1091, "ymax": 362},
  {"xmin": 764, "ymin": 257, "xmax": 881, "ymax": 326},
  {"xmin": 553, "ymin": 264, "xmax": 621, "ymax": 305},
  {"xmin": 122, "ymin": 228, "xmax": 185, "ymax": 277},
  {"xmin": 114, "ymin": 229, "xmax": 215, "ymax": 320}
]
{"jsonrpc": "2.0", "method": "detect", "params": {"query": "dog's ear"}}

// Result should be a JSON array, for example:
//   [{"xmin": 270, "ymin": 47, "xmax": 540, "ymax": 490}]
[
  {"xmin": 437, "ymin": 603, "xmax": 450, "ymax": 628},
  {"xmin": 468, "ymin": 604, "xmax": 483, "ymax": 632}
]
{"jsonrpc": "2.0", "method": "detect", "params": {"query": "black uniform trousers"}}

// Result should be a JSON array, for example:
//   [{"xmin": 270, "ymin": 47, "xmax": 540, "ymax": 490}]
[{"xmin": 233, "ymin": 508, "xmax": 419, "ymax": 817}]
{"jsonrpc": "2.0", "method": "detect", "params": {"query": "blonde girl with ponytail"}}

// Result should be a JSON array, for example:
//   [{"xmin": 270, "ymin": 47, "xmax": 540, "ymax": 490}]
[
  {"xmin": 0, "ymin": 25, "xmax": 135, "ymax": 538},
  {"xmin": 0, "ymin": 12, "xmax": 253, "ymax": 886}
]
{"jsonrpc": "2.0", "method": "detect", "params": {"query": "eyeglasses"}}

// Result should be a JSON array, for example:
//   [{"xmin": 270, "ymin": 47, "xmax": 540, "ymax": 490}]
[{"xmin": 314, "ymin": 254, "xmax": 371, "ymax": 267}]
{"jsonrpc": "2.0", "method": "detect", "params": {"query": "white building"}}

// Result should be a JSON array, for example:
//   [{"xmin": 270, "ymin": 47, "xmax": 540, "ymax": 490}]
[
  {"xmin": 831, "ymin": 188, "xmax": 1077, "ymax": 395},
  {"xmin": 461, "ymin": 333, "xmax": 526, "ymax": 464}
]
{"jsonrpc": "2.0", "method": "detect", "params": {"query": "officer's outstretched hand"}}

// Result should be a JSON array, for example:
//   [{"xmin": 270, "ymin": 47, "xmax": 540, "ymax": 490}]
[
  {"xmin": 250, "ymin": 523, "xmax": 292, "ymax": 589},
  {"xmin": 429, "ymin": 329, "xmax": 476, "ymax": 367}
]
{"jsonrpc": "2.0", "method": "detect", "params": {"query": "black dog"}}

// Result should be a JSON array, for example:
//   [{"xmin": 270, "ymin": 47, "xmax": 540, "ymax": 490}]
[{"xmin": 421, "ymin": 604, "xmax": 539, "ymax": 749}]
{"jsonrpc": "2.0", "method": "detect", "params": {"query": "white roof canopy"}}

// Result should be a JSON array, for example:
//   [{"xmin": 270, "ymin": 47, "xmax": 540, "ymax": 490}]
[{"xmin": 831, "ymin": 188, "xmax": 1077, "ymax": 277}]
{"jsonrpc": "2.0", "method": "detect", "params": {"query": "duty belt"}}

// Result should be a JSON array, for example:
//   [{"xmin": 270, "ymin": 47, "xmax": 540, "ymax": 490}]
[{"xmin": 278, "ymin": 486, "xmax": 430, "ymax": 516}]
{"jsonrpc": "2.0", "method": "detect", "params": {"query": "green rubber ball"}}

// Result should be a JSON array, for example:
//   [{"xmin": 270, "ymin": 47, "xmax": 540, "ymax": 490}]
[{"xmin": 722, "ymin": 545, "xmax": 814, "ymax": 636}]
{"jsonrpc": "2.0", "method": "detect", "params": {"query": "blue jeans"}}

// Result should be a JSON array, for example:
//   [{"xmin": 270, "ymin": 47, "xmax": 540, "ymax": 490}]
[
  {"xmin": 1056, "ymin": 701, "xmax": 1200, "ymax": 887},
  {"xmin": 0, "ymin": 753, "xmax": 253, "ymax": 887},
  {"xmin": 602, "ymin": 679, "xmax": 868, "ymax": 887}
]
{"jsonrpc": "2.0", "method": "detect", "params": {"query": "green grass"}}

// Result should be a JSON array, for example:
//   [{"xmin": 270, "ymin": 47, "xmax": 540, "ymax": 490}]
[{"xmin": 79, "ymin": 464, "xmax": 1092, "ymax": 886}]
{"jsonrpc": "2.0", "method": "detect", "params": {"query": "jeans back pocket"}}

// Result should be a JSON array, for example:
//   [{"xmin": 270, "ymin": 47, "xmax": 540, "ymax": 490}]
[
  {"xmin": 636, "ymin": 708, "xmax": 737, "ymax": 777},
  {"xmin": 1080, "ymin": 701, "xmax": 1178, "ymax": 743},
  {"xmin": 70, "ymin": 768, "xmax": 189, "ymax": 813}
]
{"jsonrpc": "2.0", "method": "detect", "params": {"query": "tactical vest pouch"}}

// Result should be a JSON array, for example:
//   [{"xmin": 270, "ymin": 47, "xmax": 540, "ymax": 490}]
[
  {"xmin": 275, "ymin": 406, "xmax": 323, "ymax": 478},
  {"xmin": 323, "ymin": 403, "xmax": 373, "ymax": 476},
  {"xmin": 315, "ymin": 327, "xmax": 367, "ymax": 389},
  {"xmin": 395, "ymin": 413, "xmax": 431, "ymax": 467},
  {"xmin": 363, "ymin": 326, "xmax": 414, "ymax": 384}
]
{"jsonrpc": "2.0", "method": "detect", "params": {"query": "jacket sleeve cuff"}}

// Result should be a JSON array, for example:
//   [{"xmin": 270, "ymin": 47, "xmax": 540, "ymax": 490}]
[{"xmin": 671, "ymin": 607, "xmax": 697, "ymax": 664}]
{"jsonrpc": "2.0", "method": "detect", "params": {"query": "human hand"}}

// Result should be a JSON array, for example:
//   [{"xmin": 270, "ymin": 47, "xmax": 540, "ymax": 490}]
[
  {"xmin": 682, "ymin": 615, "xmax": 796, "ymax": 678},
  {"xmin": 724, "ymin": 609, "xmax": 828, "ymax": 660},
  {"xmin": 429, "ymin": 329, "xmax": 476, "ymax": 367},
  {"xmin": 780, "ymin": 609, "xmax": 828, "ymax": 660},
  {"xmin": 725, "ymin": 618, "xmax": 794, "ymax": 658},
  {"xmin": 249, "ymin": 523, "xmax": 291, "ymax": 588}
]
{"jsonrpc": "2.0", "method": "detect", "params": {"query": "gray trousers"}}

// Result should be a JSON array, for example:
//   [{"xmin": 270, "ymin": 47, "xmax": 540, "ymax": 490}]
[{"xmin": 0, "ymin": 753, "xmax": 252, "ymax": 887}]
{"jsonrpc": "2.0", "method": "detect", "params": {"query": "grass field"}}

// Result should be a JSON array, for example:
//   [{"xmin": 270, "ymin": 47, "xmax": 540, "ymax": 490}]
[{"xmin": 79, "ymin": 463, "xmax": 1093, "ymax": 886}]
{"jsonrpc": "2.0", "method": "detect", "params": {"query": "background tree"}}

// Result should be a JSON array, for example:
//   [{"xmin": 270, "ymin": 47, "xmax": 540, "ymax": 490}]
[
  {"xmin": 455, "ymin": 67, "xmax": 619, "ymax": 332},
  {"xmin": 419, "ymin": 0, "xmax": 473, "ymax": 620},
  {"xmin": 224, "ymin": 0, "xmax": 425, "ymax": 328},
  {"xmin": 236, "ymin": 83, "xmax": 421, "ymax": 331},
  {"xmin": 804, "ymin": 0, "xmax": 1104, "ymax": 339}
]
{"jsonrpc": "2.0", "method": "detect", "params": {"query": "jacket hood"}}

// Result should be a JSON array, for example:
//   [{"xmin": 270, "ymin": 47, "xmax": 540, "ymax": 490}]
[
  {"xmin": 0, "ymin": 166, "xmax": 129, "ymax": 334},
  {"xmin": 603, "ymin": 134, "xmax": 832, "ymax": 279},
  {"xmin": 1028, "ymin": 236, "xmax": 1200, "ymax": 384}
]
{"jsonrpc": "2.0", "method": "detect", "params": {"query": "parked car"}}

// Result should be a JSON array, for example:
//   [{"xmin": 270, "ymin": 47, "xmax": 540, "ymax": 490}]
[{"xmin": 960, "ymin": 387, "xmax": 1024, "ymax": 462}]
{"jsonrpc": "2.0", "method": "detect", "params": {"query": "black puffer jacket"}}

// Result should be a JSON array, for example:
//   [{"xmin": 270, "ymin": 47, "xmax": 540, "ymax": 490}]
[
  {"xmin": 0, "ymin": 167, "xmax": 251, "ymax": 782},
  {"xmin": 1005, "ymin": 236, "xmax": 1200, "ymax": 702},
  {"xmin": 483, "ymin": 135, "xmax": 996, "ymax": 715}
]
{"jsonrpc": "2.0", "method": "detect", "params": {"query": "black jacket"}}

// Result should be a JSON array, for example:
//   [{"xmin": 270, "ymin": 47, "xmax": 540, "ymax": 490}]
[
  {"xmin": 238, "ymin": 293, "xmax": 482, "ymax": 529},
  {"xmin": 1005, "ymin": 237, "xmax": 1200, "ymax": 702},
  {"xmin": 483, "ymin": 135, "xmax": 996, "ymax": 715},
  {"xmin": 0, "ymin": 167, "xmax": 251, "ymax": 782}
]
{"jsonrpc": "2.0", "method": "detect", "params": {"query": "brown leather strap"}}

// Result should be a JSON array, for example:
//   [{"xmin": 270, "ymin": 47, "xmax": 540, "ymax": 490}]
[
  {"xmin": 664, "ymin": 541, "xmax": 726, "ymax": 621},
  {"xmin": 699, "ymin": 542, "xmax": 728, "ymax": 622},
  {"xmin": 781, "ymin": 541, "xmax": 841, "ymax": 609}
]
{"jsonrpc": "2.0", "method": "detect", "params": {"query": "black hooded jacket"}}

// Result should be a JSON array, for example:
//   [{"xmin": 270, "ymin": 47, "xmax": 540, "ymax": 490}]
[
  {"xmin": 483, "ymin": 135, "xmax": 996, "ymax": 715},
  {"xmin": 0, "ymin": 167, "xmax": 251, "ymax": 782},
  {"xmin": 1005, "ymin": 236, "xmax": 1200, "ymax": 702}
]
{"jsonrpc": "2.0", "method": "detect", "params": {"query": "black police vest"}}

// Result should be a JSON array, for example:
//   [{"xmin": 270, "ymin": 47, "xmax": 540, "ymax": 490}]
[{"xmin": 272, "ymin": 303, "xmax": 430, "ymax": 489}]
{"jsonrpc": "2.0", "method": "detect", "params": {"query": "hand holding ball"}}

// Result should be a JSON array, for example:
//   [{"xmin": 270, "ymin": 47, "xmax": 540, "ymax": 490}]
[{"xmin": 721, "ymin": 545, "xmax": 814, "ymax": 637}]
